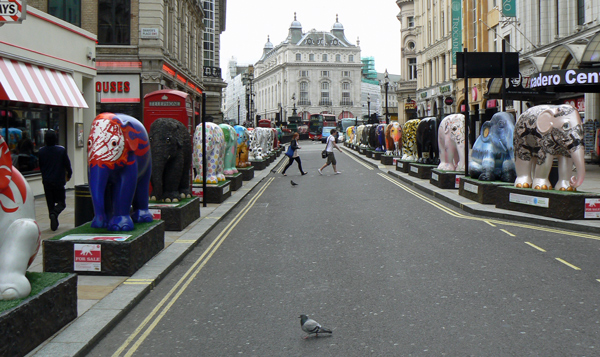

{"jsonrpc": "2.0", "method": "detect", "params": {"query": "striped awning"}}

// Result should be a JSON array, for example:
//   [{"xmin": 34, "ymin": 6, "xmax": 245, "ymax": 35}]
[{"xmin": 0, "ymin": 57, "xmax": 88, "ymax": 108}]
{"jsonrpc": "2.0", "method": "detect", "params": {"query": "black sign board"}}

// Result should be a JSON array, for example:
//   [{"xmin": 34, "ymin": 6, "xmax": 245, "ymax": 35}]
[
  {"xmin": 444, "ymin": 97, "xmax": 454, "ymax": 105},
  {"xmin": 457, "ymin": 52, "xmax": 520, "ymax": 78}
]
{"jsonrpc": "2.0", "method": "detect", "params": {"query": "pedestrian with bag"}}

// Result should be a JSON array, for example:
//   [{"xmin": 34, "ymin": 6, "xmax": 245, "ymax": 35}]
[
  {"xmin": 282, "ymin": 133, "xmax": 307, "ymax": 176},
  {"xmin": 38, "ymin": 130, "xmax": 72, "ymax": 231},
  {"xmin": 318, "ymin": 128, "xmax": 342, "ymax": 175}
]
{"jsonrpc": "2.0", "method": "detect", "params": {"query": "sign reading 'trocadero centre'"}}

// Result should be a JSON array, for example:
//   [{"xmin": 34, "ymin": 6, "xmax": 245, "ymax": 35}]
[{"xmin": 530, "ymin": 68, "xmax": 600, "ymax": 89}]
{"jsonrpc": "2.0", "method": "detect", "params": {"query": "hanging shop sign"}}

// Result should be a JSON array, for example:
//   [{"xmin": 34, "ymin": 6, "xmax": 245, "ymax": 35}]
[
  {"xmin": 502, "ymin": 0, "xmax": 516, "ymax": 17},
  {"xmin": 451, "ymin": 0, "xmax": 462, "ymax": 65},
  {"xmin": 95, "ymin": 74, "xmax": 140, "ymax": 103},
  {"xmin": 404, "ymin": 100, "xmax": 417, "ymax": 110},
  {"xmin": 0, "ymin": 0, "xmax": 25, "ymax": 24},
  {"xmin": 444, "ymin": 97, "xmax": 454, "ymax": 105}
]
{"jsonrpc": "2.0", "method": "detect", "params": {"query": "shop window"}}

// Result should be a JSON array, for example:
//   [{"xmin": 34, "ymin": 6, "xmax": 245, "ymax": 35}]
[
  {"xmin": 98, "ymin": 0, "xmax": 131, "ymax": 45},
  {"xmin": 48, "ymin": 0, "xmax": 81, "ymax": 27},
  {"xmin": 0, "ymin": 107, "xmax": 66, "ymax": 175}
]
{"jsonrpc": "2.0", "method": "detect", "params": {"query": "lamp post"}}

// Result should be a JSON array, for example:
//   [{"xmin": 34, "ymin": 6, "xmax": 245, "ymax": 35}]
[
  {"xmin": 237, "ymin": 98, "xmax": 240, "ymax": 126},
  {"xmin": 384, "ymin": 69, "xmax": 389, "ymax": 124},
  {"xmin": 367, "ymin": 93, "xmax": 371, "ymax": 121}
]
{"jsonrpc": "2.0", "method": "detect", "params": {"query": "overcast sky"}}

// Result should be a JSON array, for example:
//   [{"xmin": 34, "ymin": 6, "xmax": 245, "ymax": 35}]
[{"xmin": 219, "ymin": 0, "xmax": 402, "ymax": 76}]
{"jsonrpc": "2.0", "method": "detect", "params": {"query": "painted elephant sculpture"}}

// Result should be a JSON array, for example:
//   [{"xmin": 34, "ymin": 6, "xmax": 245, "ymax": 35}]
[
  {"xmin": 0, "ymin": 135, "xmax": 40, "ymax": 300},
  {"xmin": 437, "ymin": 114, "xmax": 466, "ymax": 171},
  {"xmin": 385, "ymin": 122, "xmax": 402, "ymax": 156},
  {"xmin": 469, "ymin": 112, "xmax": 516, "ymax": 182},
  {"xmin": 362, "ymin": 124, "xmax": 372, "ymax": 148},
  {"xmin": 234, "ymin": 125, "xmax": 250, "ymax": 168},
  {"xmin": 375, "ymin": 124, "xmax": 386, "ymax": 152},
  {"xmin": 192, "ymin": 122, "xmax": 225, "ymax": 184},
  {"xmin": 346, "ymin": 126, "xmax": 355, "ymax": 144},
  {"xmin": 356, "ymin": 125, "xmax": 365, "ymax": 147},
  {"xmin": 416, "ymin": 117, "xmax": 440, "ymax": 165},
  {"xmin": 149, "ymin": 118, "xmax": 192, "ymax": 202},
  {"xmin": 368, "ymin": 124, "xmax": 378, "ymax": 149},
  {"xmin": 514, "ymin": 104, "xmax": 585, "ymax": 191},
  {"xmin": 219, "ymin": 124, "xmax": 239, "ymax": 175},
  {"xmin": 271, "ymin": 128, "xmax": 280, "ymax": 150},
  {"xmin": 402, "ymin": 119, "xmax": 421, "ymax": 161},
  {"xmin": 88, "ymin": 113, "xmax": 153, "ymax": 231}
]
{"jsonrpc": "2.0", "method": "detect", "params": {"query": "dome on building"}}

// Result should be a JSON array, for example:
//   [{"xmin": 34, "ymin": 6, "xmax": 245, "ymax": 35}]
[
  {"xmin": 332, "ymin": 14, "xmax": 343, "ymax": 30},
  {"xmin": 264, "ymin": 36, "xmax": 273, "ymax": 50},
  {"xmin": 290, "ymin": 12, "xmax": 302, "ymax": 29}
]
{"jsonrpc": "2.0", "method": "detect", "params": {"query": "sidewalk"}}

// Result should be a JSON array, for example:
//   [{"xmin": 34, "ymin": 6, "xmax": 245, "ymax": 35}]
[
  {"xmin": 341, "ymin": 145, "xmax": 600, "ymax": 233},
  {"xmin": 28, "ymin": 155, "xmax": 287, "ymax": 357}
]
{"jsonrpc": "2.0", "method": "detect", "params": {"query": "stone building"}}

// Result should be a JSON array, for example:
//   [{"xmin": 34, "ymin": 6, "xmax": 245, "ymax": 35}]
[
  {"xmin": 253, "ymin": 14, "xmax": 363, "ymax": 124},
  {"xmin": 31, "ymin": 0, "xmax": 226, "ymax": 123},
  {"xmin": 396, "ymin": 0, "xmax": 418, "ymax": 124}
]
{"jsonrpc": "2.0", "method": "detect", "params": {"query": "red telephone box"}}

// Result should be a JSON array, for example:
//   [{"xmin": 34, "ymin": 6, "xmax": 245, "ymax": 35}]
[
  {"xmin": 258, "ymin": 119, "xmax": 272, "ymax": 128},
  {"xmin": 143, "ymin": 89, "xmax": 195, "ymax": 134}
]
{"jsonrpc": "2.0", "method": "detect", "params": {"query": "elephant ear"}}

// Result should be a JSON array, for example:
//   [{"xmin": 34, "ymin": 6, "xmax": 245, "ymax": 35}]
[
  {"xmin": 480, "ymin": 121, "xmax": 492, "ymax": 143},
  {"xmin": 536, "ymin": 108, "xmax": 556, "ymax": 134}
]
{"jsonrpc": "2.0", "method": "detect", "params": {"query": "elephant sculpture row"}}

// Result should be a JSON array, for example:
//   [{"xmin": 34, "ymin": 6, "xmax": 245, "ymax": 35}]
[{"xmin": 349, "ymin": 123, "xmax": 402, "ymax": 156}]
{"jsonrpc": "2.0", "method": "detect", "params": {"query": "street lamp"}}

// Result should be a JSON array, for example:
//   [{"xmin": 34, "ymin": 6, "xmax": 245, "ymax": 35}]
[
  {"xmin": 384, "ymin": 69, "xmax": 389, "ymax": 124},
  {"xmin": 367, "ymin": 93, "xmax": 371, "ymax": 121},
  {"xmin": 237, "ymin": 98, "xmax": 240, "ymax": 126}
]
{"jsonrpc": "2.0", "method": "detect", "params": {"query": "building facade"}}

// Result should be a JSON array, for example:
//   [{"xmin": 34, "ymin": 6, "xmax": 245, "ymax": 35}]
[
  {"xmin": 396, "ymin": 0, "xmax": 418, "ymax": 124},
  {"xmin": 253, "ymin": 15, "xmax": 363, "ymax": 124}
]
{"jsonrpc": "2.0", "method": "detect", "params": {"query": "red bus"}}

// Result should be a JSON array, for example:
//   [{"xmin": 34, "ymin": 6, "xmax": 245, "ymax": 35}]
[{"xmin": 308, "ymin": 114, "xmax": 337, "ymax": 140}]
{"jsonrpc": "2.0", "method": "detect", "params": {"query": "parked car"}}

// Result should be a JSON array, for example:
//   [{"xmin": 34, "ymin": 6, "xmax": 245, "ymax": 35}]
[{"xmin": 320, "ymin": 126, "xmax": 339, "ymax": 143}]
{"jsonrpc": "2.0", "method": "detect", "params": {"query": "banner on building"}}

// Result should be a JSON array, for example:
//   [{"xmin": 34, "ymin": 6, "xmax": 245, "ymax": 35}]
[
  {"xmin": 502, "ymin": 0, "xmax": 516, "ymax": 17},
  {"xmin": 451, "ymin": 0, "xmax": 462, "ymax": 65}
]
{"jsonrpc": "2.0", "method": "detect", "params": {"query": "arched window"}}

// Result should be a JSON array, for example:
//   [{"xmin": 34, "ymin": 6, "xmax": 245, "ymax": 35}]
[{"xmin": 299, "ymin": 81, "xmax": 309, "ymax": 105}]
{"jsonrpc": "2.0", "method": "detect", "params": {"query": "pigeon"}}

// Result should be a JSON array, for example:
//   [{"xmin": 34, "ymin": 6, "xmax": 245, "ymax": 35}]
[
  {"xmin": 299, "ymin": 314, "xmax": 332, "ymax": 338},
  {"xmin": 291, "ymin": 180, "xmax": 298, "ymax": 186}
]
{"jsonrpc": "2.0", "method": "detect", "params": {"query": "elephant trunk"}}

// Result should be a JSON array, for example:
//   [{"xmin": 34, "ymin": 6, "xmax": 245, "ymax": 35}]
[{"xmin": 570, "ymin": 147, "xmax": 586, "ymax": 188}]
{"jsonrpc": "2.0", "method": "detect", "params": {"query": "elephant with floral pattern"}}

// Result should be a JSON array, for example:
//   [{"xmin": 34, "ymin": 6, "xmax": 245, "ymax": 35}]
[{"xmin": 192, "ymin": 122, "xmax": 225, "ymax": 184}]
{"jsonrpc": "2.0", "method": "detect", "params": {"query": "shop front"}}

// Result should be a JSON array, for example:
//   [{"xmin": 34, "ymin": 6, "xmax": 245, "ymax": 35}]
[{"xmin": 0, "ymin": 7, "xmax": 96, "ymax": 195}]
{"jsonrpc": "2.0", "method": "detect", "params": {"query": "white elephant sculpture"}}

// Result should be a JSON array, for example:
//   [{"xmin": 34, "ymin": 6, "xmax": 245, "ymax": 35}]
[
  {"xmin": 0, "ymin": 135, "xmax": 41, "ymax": 300},
  {"xmin": 192, "ymin": 122, "xmax": 225, "ymax": 184},
  {"xmin": 514, "ymin": 104, "xmax": 585, "ymax": 191},
  {"xmin": 437, "ymin": 114, "xmax": 467, "ymax": 171}
]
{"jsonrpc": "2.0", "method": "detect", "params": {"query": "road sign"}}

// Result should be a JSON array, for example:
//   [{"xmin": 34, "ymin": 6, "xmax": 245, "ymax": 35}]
[{"xmin": 0, "ymin": 0, "xmax": 26, "ymax": 24}]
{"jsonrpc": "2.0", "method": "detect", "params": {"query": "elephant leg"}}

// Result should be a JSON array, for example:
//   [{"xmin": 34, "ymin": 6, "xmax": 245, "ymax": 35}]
[
  {"xmin": 532, "ymin": 155, "xmax": 554, "ymax": 190},
  {"xmin": 456, "ymin": 145, "xmax": 466, "ymax": 172},
  {"xmin": 555, "ymin": 156, "xmax": 573, "ymax": 191},
  {"xmin": 132, "ymin": 169, "xmax": 153, "ymax": 224},
  {"xmin": 478, "ymin": 155, "xmax": 496, "ymax": 181},
  {"xmin": 514, "ymin": 158, "xmax": 534, "ymax": 188},
  {"xmin": 178, "ymin": 157, "xmax": 192, "ymax": 199},
  {"xmin": 89, "ymin": 166, "xmax": 110, "ymax": 229},
  {"xmin": 108, "ymin": 167, "xmax": 137, "ymax": 231},
  {"xmin": 469, "ymin": 161, "xmax": 483, "ymax": 179},
  {"xmin": 501, "ymin": 159, "xmax": 517, "ymax": 183},
  {"xmin": 0, "ymin": 219, "xmax": 39, "ymax": 300}
]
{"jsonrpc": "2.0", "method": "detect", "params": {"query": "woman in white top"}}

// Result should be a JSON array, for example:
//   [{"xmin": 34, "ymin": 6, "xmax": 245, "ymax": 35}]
[{"xmin": 318, "ymin": 129, "xmax": 343, "ymax": 175}]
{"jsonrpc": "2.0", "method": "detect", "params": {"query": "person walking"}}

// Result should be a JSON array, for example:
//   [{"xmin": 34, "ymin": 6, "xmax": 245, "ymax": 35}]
[
  {"xmin": 38, "ymin": 130, "xmax": 72, "ymax": 231},
  {"xmin": 318, "ymin": 128, "xmax": 342, "ymax": 175},
  {"xmin": 282, "ymin": 133, "xmax": 307, "ymax": 176}
]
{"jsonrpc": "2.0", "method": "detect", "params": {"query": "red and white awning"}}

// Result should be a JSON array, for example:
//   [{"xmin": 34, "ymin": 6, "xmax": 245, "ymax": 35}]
[{"xmin": 0, "ymin": 57, "xmax": 88, "ymax": 108}]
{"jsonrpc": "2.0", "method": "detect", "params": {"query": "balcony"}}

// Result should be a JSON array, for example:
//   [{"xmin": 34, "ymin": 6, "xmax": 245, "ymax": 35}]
[
  {"xmin": 298, "ymin": 100, "xmax": 311, "ymax": 106},
  {"xmin": 319, "ymin": 99, "xmax": 332, "ymax": 106},
  {"xmin": 340, "ymin": 100, "xmax": 353, "ymax": 106}
]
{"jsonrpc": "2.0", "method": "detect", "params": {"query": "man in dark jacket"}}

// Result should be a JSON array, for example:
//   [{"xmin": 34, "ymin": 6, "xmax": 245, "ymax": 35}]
[{"xmin": 38, "ymin": 130, "xmax": 72, "ymax": 231}]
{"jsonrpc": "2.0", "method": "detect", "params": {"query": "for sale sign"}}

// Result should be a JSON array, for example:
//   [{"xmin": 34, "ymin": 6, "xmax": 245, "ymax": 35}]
[
  {"xmin": 584, "ymin": 199, "xmax": 600, "ymax": 219},
  {"xmin": 0, "ymin": 0, "xmax": 26, "ymax": 24},
  {"xmin": 74, "ymin": 244, "xmax": 101, "ymax": 272}
]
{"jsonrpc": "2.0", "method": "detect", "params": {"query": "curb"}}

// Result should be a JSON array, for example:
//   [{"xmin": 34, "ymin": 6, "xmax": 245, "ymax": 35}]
[{"xmin": 31, "ymin": 156, "xmax": 288, "ymax": 357}]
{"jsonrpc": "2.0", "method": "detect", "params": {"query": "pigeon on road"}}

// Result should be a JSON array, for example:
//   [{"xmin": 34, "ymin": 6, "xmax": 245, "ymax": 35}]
[
  {"xmin": 291, "ymin": 180, "xmax": 298, "ymax": 186},
  {"xmin": 299, "ymin": 314, "xmax": 332, "ymax": 338}
]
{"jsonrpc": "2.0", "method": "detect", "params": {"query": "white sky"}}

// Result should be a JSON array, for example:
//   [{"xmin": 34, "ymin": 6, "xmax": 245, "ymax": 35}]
[{"xmin": 219, "ymin": 0, "xmax": 402, "ymax": 76}]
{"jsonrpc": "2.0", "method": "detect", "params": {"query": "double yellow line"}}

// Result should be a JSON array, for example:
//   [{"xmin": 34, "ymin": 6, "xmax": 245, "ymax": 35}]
[
  {"xmin": 112, "ymin": 177, "xmax": 275, "ymax": 357},
  {"xmin": 377, "ymin": 172, "xmax": 600, "ymax": 241}
]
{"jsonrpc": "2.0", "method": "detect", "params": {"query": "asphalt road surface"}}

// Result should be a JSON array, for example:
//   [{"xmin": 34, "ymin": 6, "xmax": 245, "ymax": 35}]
[{"xmin": 88, "ymin": 142, "xmax": 600, "ymax": 356}]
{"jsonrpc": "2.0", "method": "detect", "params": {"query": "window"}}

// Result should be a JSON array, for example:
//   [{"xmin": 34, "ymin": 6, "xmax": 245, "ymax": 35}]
[
  {"xmin": 321, "ymin": 71, "xmax": 329, "ymax": 77},
  {"xmin": 407, "ymin": 41, "xmax": 415, "ymax": 50},
  {"xmin": 472, "ymin": 0, "xmax": 477, "ymax": 51},
  {"xmin": 299, "ymin": 82, "xmax": 309, "ymax": 105},
  {"xmin": 322, "ymin": 54, "xmax": 328, "ymax": 62},
  {"xmin": 309, "ymin": 54, "xmax": 315, "ymax": 61},
  {"xmin": 299, "ymin": 70, "xmax": 309, "ymax": 77},
  {"xmin": 341, "ymin": 82, "xmax": 351, "ymax": 105},
  {"xmin": 203, "ymin": 0, "xmax": 215, "ymax": 67},
  {"xmin": 577, "ymin": 0, "xmax": 585, "ymax": 25},
  {"xmin": 349, "ymin": 55, "xmax": 354, "ymax": 62},
  {"xmin": 49, "ymin": 0, "xmax": 81, "ymax": 27},
  {"xmin": 408, "ymin": 58, "xmax": 417, "ymax": 80},
  {"xmin": 320, "ymin": 82, "xmax": 331, "ymax": 106},
  {"xmin": 407, "ymin": 16, "xmax": 414, "ymax": 28},
  {"xmin": 98, "ymin": 0, "xmax": 130, "ymax": 45},
  {"xmin": 342, "ymin": 70, "xmax": 350, "ymax": 77},
  {"xmin": 336, "ymin": 54, "xmax": 341, "ymax": 62},
  {"xmin": 296, "ymin": 53, "xmax": 302, "ymax": 61}
]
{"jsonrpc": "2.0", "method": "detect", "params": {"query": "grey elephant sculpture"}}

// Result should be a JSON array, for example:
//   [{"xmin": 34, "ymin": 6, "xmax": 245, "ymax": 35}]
[
  {"xmin": 469, "ymin": 112, "xmax": 516, "ymax": 182},
  {"xmin": 149, "ymin": 118, "xmax": 192, "ymax": 202},
  {"xmin": 416, "ymin": 117, "xmax": 440, "ymax": 165},
  {"xmin": 514, "ymin": 104, "xmax": 585, "ymax": 191}
]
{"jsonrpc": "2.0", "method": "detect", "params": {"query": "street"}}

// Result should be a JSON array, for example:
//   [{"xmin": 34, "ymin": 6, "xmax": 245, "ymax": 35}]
[{"xmin": 87, "ymin": 143, "xmax": 600, "ymax": 356}]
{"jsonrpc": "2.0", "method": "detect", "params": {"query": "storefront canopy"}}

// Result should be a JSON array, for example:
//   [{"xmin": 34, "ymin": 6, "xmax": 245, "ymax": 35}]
[{"xmin": 0, "ymin": 57, "xmax": 88, "ymax": 108}]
